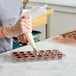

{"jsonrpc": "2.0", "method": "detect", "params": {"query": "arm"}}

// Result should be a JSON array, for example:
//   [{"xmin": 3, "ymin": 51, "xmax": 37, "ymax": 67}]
[
  {"xmin": 0, "ymin": 27, "xmax": 5, "ymax": 38},
  {"xmin": 0, "ymin": 17, "xmax": 32, "ymax": 39}
]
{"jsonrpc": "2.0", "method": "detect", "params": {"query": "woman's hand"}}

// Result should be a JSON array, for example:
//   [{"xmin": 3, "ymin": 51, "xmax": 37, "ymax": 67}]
[
  {"xmin": 17, "ymin": 34, "xmax": 30, "ymax": 44},
  {"xmin": 3, "ymin": 16, "xmax": 32, "ymax": 38},
  {"xmin": 53, "ymin": 36, "xmax": 76, "ymax": 44}
]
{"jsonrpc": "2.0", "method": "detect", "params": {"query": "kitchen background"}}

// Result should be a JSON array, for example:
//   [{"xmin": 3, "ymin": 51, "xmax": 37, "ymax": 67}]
[
  {"xmin": 25, "ymin": 0, "xmax": 76, "ymax": 39},
  {"xmin": 14, "ymin": 0, "xmax": 76, "ymax": 49}
]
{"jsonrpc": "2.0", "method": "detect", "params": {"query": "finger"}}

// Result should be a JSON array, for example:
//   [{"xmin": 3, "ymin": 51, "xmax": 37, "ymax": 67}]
[
  {"xmin": 21, "ymin": 16, "xmax": 31, "ymax": 20},
  {"xmin": 18, "ymin": 34, "xmax": 26, "ymax": 42},
  {"xmin": 22, "ymin": 34, "xmax": 28, "ymax": 42},
  {"xmin": 18, "ymin": 35, "xmax": 21, "ymax": 41},
  {"xmin": 25, "ymin": 24, "xmax": 32, "ymax": 29},
  {"xmin": 20, "ymin": 34, "xmax": 29, "ymax": 43},
  {"xmin": 21, "ymin": 19, "xmax": 32, "ymax": 27},
  {"xmin": 24, "ymin": 17, "xmax": 32, "ymax": 23},
  {"xmin": 24, "ymin": 19, "xmax": 31, "ymax": 24},
  {"xmin": 53, "ymin": 36, "xmax": 76, "ymax": 45},
  {"xmin": 18, "ymin": 35, "xmax": 23, "ymax": 42},
  {"xmin": 21, "ymin": 16, "xmax": 25, "ymax": 19},
  {"xmin": 52, "ymin": 37, "xmax": 60, "ymax": 40},
  {"xmin": 22, "ymin": 34, "xmax": 31, "ymax": 44},
  {"xmin": 27, "ymin": 42, "xmax": 31, "ymax": 45},
  {"xmin": 53, "ymin": 36, "xmax": 67, "ymax": 42},
  {"xmin": 25, "ymin": 16, "xmax": 31, "ymax": 19}
]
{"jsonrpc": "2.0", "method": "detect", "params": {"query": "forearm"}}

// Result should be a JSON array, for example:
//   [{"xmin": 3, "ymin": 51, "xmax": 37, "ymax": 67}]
[
  {"xmin": 0, "ymin": 26, "xmax": 19, "ymax": 38},
  {"xmin": 0, "ymin": 27, "xmax": 6, "ymax": 38},
  {"xmin": 0, "ymin": 17, "xmax": 32, "ymax": 38},
  {"xmin": 0, "ymin": 25, "xmax": 19, "ymax": 38},
  {"xmin": 0, "ymin": 26, "xmax": 17, "ymax": 38}
]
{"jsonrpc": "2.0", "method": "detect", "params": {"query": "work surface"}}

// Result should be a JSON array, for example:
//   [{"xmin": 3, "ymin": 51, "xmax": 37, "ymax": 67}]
[{"xmin": 0, "ymin": 38, "xmax": 76, "ymax": 76}]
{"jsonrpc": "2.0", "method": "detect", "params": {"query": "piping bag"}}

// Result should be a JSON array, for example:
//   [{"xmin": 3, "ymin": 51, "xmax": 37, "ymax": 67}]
[{"xmin": 22, "ymin": 5, "xmax": 48, "ymax": 51}]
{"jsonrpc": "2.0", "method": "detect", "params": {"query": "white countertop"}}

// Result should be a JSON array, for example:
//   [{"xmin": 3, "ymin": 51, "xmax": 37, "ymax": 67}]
[
  {"xmin": 29, "ymin": 0, "xmax": 76, "ymax": 7},
  {"xmin": 0, "ymin": 38, "xmax": 76, "ymax": 76}
]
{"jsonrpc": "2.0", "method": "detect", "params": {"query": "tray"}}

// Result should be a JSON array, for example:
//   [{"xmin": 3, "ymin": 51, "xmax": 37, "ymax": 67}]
[{"xmin": 11, "ymin": 49, "xmax": 65, "ymax": 62}]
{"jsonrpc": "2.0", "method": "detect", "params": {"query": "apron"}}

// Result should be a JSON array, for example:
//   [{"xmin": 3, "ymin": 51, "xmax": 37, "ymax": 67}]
[{"xmin": 0, "ymin": 0, "xmax": 23, "ymax": 53}]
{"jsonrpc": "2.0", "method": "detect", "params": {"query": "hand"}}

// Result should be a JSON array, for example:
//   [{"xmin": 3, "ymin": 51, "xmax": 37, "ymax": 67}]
[
  {"xmin": 53, "ymin": 36, "xmax": 76, "ymax": 44},
  {"xmin": 3, "ymin": 16, "xmax": 32, "ymax": 37},
  {"xmin": 15, "ymin": 16, "xmax": 32, "ymax": 34},
  {"xmin": 17, "ymin": 34, "xmax": 30, "ymax": 44}
]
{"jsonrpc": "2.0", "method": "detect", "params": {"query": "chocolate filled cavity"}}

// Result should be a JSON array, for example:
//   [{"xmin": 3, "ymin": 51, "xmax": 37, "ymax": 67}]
[
  {"xmin": 39, "ymin": 50, "xmax": 45, "ymax": 52},
  {"xmin": 21, "ymin": 54, "xmax": 26, "ymax": 56},
  {"xmin": 38, "ymin": 52, "xmax": 44, "ymax": 55},
  {"xmin": 31, "ymin": 55, "xmax": 35, "ymax": 57},
  {"xmin": 58, "ymin": 53, "xmax": 62, "ymax": 55},
  {"xmin": 12, "ymin": 52, "xmax": 18, "ymax": 54},
  {"xmin": 44, "ymin": 53, "xmax": 49, "ymax": 56},
  {"xmin": 19, "ymin": 52, "xmax": 24, "ymax": 53},
  {"xmin": 15, "ymin": 54, "xmax": 20, "ymax": 56},
  {"xmin": 26, "ymin": 51, "xmax": 31, "ymax": 53},
  {"xmin": 37, "ymin": 55, "xmax": 42, "ymax": 57},
  {"xmin": 16, "ymin": 56, "xmax": 21, "ymax": 58},
  {"xmin": 27, "ymin": 53, "xmax": 33, "ymax": 56},
  {"xmin": 24, "ymin": 55, "xmax": 28, "ymax": 58}
]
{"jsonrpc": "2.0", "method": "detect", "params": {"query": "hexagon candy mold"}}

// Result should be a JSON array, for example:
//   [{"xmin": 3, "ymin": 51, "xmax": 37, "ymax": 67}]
[
  {"xmin": 60, "ymin": 30, "xmax": 76, "ymax": 39},
  {"xmin": 12, "ymin": 50, "xmax": 65, "ymax": 62}
]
